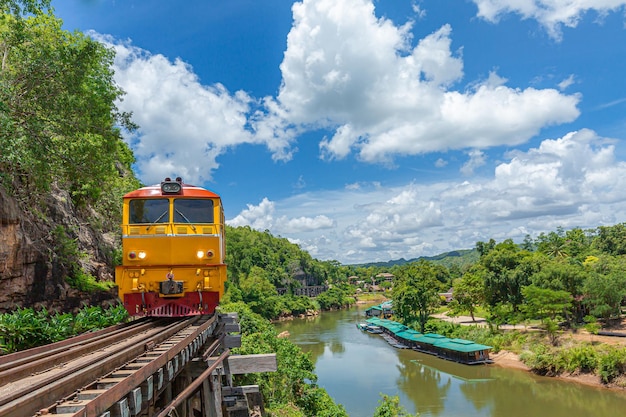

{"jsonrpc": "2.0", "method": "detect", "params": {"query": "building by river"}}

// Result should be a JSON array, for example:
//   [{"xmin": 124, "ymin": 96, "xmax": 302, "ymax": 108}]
[{"xmin": 364, "ymin": 317, "xmax": 492, "ymax": 365}]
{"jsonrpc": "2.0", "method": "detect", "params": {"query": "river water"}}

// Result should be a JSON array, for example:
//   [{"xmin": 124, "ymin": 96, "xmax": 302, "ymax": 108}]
[{"xmin": 274, "ymin": 304, "xmax": 626, "ymax": 417}]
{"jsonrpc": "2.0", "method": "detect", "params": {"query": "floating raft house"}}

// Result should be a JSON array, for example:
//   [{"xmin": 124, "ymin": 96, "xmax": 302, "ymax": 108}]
[
  {"xmin": 366, "ymin": 317, "xmax": 492, "ymax": 365},
  {"xmin": 365, "ymin": 301, "xmax": 394, "ymax": 318}
]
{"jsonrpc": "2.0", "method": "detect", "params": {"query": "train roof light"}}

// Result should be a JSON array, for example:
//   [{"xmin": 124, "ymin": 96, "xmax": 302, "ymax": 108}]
[{"xmin": 161, "ymin": 178, "xmax": 182, "ymax": 194}]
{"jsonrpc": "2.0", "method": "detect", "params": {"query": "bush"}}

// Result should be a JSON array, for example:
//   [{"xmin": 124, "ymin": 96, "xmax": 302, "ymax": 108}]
[
  {"xmin": 0, "ymin": 305, "xmax": 128, "ymax": 354},
  {"xmin": 561, "ymin": 345, "xmax": 598, "ymax": 373},
  {"xmin": 597, "ymin": 347, "xmax": 626, "ymax": 383},
  {"xmin": 373, "ymin": 394, "xmax": 417, "ymax": 417},
  {"xmin": 316, "ymin": 287, "xmax": 354, "ymax": 310},
  {"xmin": 519, "ymin": 344, "xmax": 561, "ymax": 376}
]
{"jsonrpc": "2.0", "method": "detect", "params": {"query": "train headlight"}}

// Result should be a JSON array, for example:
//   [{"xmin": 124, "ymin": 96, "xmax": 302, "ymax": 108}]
[
  {"xmin": 196, "ymin": 250, "xmax": 205, "ymax": 259},
  {"xmin": 128, "ymin": 251, "xmax": 146, "ymax": 260},
  {"xmin": 206, "ymin": 250, "xmax": 215, "ymax": 258},
  {"xmin": 161, "ymin": 179, "xmax": 182, "ymax": 194}
]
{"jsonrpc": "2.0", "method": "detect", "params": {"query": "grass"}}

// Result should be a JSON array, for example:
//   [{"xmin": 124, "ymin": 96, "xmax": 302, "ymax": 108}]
[{"xmin": 355, "ymin": 292, "xmax": 390, "ymax": 303}]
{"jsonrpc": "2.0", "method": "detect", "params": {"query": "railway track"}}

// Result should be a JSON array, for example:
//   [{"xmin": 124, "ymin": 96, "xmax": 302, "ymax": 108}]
[{"xmin": 0, "ymin": 315, "xmax": 223, "ymax": 417}]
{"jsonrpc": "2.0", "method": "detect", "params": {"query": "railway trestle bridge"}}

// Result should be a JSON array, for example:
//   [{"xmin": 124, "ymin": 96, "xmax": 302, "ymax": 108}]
[{"xmin": 0, "ymin": 313, "xmax": 276, "ymax": 417}]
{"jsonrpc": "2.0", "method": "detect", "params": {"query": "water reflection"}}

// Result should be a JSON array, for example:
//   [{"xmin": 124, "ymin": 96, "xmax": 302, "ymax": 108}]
[
  {"xmin": 397, "ymin": 356, "xmax": 451, "ymax": 416},
  {"xmin": 274, "ymin": 306, "xmax": 626, "ymax": 417}
]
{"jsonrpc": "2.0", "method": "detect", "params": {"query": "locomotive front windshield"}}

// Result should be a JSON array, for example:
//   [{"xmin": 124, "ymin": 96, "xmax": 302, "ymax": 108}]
[
  {"xmin": 129, "ymin": 199, "xmax": 169, "ymax": 224},
  {"xmin": 128, "ymin": 198, "xmax": 214, "ymax": 224},
  {"xmin": 174, "ymin": 199, "xmax": 214, "ymax": 223}
]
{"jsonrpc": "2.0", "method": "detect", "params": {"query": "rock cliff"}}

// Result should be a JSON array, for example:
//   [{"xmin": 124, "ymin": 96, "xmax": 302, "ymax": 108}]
[{"xmin": 0, "ymin": 184, "xmax": 118, "ymax": 313}]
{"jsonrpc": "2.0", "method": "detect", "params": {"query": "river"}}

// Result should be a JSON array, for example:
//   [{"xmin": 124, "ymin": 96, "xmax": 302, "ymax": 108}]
[{"xmin": 274, "ymin": 304, "xmax": 626, "ymax": 417}]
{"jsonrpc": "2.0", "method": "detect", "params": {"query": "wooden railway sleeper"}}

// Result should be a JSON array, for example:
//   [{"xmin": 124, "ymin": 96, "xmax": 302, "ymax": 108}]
[
  {"xmin": 47, "ymin": 316, "xmax": 219, "ymax": 417},
  {"xmin": 0, "ymin": 318, "xmax": 201, "ymax": 417}
]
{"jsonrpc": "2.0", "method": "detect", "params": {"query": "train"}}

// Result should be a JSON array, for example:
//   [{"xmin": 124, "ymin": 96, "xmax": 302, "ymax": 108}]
[{"xmin": 115, "ymin": 177, "xmax": 227, "ymax": 317}]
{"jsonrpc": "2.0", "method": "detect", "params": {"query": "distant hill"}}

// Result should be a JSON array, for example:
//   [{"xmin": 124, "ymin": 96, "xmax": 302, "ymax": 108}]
[{"xmin": 352, "ymin": 249, "xmax": 479, "ymax": 269}]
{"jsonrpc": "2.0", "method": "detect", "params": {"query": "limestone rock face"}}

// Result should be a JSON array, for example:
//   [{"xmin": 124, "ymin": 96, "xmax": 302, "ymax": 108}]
[{"xmin": 0, "ymin": 185, "xmax": 118, "ymax": 313}]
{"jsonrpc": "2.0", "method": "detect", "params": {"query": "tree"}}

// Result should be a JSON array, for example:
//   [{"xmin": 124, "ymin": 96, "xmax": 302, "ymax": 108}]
[
  {"xmin": 392, "ymin": 261, "xmax": 442, "ymax": 332},
  {"xmin": 530, "ymin": 258, "xmax": 587, "ymax": 321},
  {"xmin": 373, "ymin": 394, "xmax": 417, "ymax": 417},
  {"xmin": 537, "ymin": 228, "xmax": 568, "ymax": 258},
  {"xmin": 583, "ymin": 271, "xmax": 626, "ymax": 322},
  {"xmin": 593, "ymin": 223, "xmax": 626, "ymax": 256},
  {"xmin": 475, "ymin": 239, "xmax": 496, "ymax": 257},
  {"xmin": 0, "ymin": 0, "xmax": 50, "ymax": 15},
  {"xmin": 521, "ymin": 284, "xmax": 572, "ymax": 323},
  {"xmin": 239, "ymin": 266, "xmax": 280, "ymax": 319},
  {"xmin": 0, "ymin": 11, "xmax": 136, "ymax": 204},
  {"xmin": 448, "ymin": 269, "xmax": 485, "ymax": 322},
  {"xmin": 481, "ymin": 240, "xmax": 535, "ymax": 313}
]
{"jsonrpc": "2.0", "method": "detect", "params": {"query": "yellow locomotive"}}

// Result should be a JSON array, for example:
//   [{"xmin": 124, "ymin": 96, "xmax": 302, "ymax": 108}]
[{"xmin": 115, "ymin": 177, "xmax": 226, "ymax": 317}]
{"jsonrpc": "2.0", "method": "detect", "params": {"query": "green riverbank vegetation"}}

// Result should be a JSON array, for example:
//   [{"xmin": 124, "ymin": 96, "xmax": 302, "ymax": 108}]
[
  {"xmin": 218, "ymin": 301, "xmax": 349, "ymax": 417},
  {"xmin": 386, "ymin": 226, "xmax": 626, "ymax": 388}
]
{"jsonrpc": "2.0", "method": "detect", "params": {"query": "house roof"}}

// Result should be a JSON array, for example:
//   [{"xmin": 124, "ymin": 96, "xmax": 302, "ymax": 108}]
[{"xmin": 365, "ymin": 317, "xmax": 492, "ymax": 353}]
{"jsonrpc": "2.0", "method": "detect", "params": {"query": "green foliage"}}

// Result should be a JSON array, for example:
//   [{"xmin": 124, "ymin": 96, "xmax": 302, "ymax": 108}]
[
  {"xmin": 52, "ymin": 225, "xmax": 82, "ymax": 268},
  {"xmin": 224, "ymin": 225, "xmax": 352, "ymax": 320},
  {"xmin": 0, "ymin": 10, "xmax": 137, "ymax": 207},
  {"xmin": 65, "ymin": 269, "xmax": 116, "ymax": 292},
  {"xmin": 583, "ymin": 268, "xmax": 626, "ymax": 321},
  {"xmin": 520, "ymin": 284, "xmax": 572, "ymax": 322},
  {"xmin": 281, "ymin": 294, "xmax": 316, "ymax": 316},
  {"xmin": 373, "ymin": 394, "xmax": 418, "ymax": 417},
  {"xmin": 316, "ymin": 286, "xmax": 354, "ymax": 310},
  {"xmin": 520, "ymin": 344, "xmax": 561, "ymax": 376},
  {"xmin": 561, "ymin": 345, "xmax": 598, "ymax": 373},
  {"xmin": 225, "ymin": 225, "xmax": 346, "ymax": 290},
  {"xmin": 392, "ymin": 260, "xmax": 442, "ymax": 332},
  {"xmin": 597, "ymin": 347, "xmax": 626, "ymax": 383},
  {"xmin": 480, "ymin": 240, "xmax": 537, "ymax": 312},
  {"xmin": 0, "ymin": 0, "xmax": 50, "ymax": 15},
  {"xmin": 583, "ymin": 315, "xmax": 601, "ymax": 340},
  {"xmin": 593, "ymin": 223, "xmax": 626, "ymax": 256},
  {"xmin": 51, "ymin": 225, "xmax": 113, "ymax": 291},
  {"xmin": 0, "ymin": 305, "xmax": 128, "ymax": 354},
  {"xmin": 231, "ymin": 266, "xmax": 318, "ymax": 319},
  {"xmin": 448, "ymin": 269, "xmax": 484, "ymax": 321},
  {"xmin": 543, "ymin": 317, "xmax": 561, "ymax": 346},
  {"xmin": 519, "ymin": 338, "xmax": 626, "ymax": 382}
]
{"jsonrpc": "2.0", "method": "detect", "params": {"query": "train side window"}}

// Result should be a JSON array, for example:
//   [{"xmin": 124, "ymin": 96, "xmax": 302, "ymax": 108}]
[
  {"xmin": 129, "ymin": 199, "xmax": 170, "ymax": 224},
  {"xmin": 174, "ymin": 199, "xmax": 214, "ymax": 224}
]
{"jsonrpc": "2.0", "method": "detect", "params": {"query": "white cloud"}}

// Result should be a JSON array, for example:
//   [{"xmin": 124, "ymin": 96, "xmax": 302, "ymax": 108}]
[
  {"xmin": 93, "ymin": 34, "xmax": 263, "ymax": 186},
  {"xmin": 93, "ymin": 0, "xmax": 582, "ymax": 187},
  {"xmin": 231, "ymin": 130, "xmax": 626, "ymax": 263},
  {"xmin": 254, "ymin": 0, "xmax": 580, "ymax": 164},
  {"xmin": 226, "ymin": 197, "xmax": 335, "ymax": 234},
  {"xmin": 227, "ymin": 197, "xmax": 275, "ymax": 230},
  {"xmin": 276, "ymin": 215, "xmax": 335, "ymax": 233},
  {"xmin": 472, "ymin": 0, "xmax": 626, "ymax": 40},
  {"xmin": 558, "ymin": 74, "xmax": 576, "ymax": 90},
  {"xmin": 460, "ymin": 150, "xmax": 487, "ymax": 176}
]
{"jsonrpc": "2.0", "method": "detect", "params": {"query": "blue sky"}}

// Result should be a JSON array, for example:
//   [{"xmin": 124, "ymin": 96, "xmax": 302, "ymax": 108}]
[{"xmin": 54, "ymin": 0, "xmax": 626, "ymax": 264}]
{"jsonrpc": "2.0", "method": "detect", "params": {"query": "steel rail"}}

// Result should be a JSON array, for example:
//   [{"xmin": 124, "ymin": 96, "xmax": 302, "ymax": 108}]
[
  {"xmin": 0, "ymin": 318, "xmax": 148, "ymax": 370},
  {"xmin": 0, "ymin": 318, "xmax": 198, "ymax": 417},
  {"xmin": 0, "ymin": 318, "xmax": 160, "ymax": 385},
  {"xmin": 66, "ymin": 314, "xmax": 218, "ymax": 417},
  {"xmin": 156, "ymin": 349, "xmax": 230, "ymax": 417}
]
